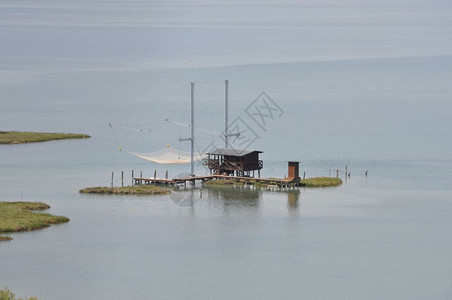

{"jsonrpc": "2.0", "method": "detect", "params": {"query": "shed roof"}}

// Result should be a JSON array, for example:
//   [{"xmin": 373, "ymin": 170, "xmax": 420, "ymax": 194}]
[{"xmin": 206, "ymin": 148, "xmax": 263, "ymax": 157}]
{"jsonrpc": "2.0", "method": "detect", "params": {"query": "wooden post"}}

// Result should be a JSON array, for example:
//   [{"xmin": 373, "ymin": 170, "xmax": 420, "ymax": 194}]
[
  {"xmin": 303, "ymin": 172, "xmax": 306, "ymax": 179},
  {"xmin": 132, "ymin": 170, "xmax": 134, "ymax": 186},
  {"xmin": 154, "ymin": 170, "xmax": 156, "ymax": 179},
  {"xmin": 165, "ymin": 170, "xmax": 168, "ymax": 180},
  {"xmin": 111, "ymin": 172, "xmax": 114, "ymax": 188},
  {"xmin": 345, "ymin": 165, "xmax": 348, "ymax": 181},
  {"xmin": 121, "ymin": 171, "xmax": 124, "ymax": 187},
  {"xmin": 140, "ymin": 171, "xmax": 142, "ymax": 178},
  {"xmin": 336, "ymin": 169, "xmax": 339, "ymax": 178}
]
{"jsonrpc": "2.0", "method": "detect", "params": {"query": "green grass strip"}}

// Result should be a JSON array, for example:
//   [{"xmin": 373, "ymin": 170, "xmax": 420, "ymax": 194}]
[
  {"xmin": 0, "ymin": 131, "xmax": 90, "ymax": 144},
  {"xmin": 300, "ymin": 177, "xmax": 343, "ymax": 187}
]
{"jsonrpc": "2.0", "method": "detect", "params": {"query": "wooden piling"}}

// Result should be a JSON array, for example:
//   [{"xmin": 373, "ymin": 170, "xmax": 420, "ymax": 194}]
[
  {"xmin": 121, "ymin": 171, "xmax": 124, "ymax": 187},
  {"xmin": 154, "ymin": 170, "xmax": 156, "ymax": 179},
  {"xmin": 111, "ymin": 172, "xmax": 114, "ymax": 188},
  {"xmin": 132, "ymin": 170, "xmax": 134, "ymax": 186}
]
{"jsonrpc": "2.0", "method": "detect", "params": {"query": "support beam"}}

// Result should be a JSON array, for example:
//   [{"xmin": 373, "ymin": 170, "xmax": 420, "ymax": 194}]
[
  {"xmin": 225, "ymin": 80, "xmax": 229, "ymax": 148},
  {"xmin": 179, "ymin": 82, "xmax": 195, "ymax": 177},
  {"xmin": 191, "ymin": 82, "xmax": 195, "ymax": 176}
]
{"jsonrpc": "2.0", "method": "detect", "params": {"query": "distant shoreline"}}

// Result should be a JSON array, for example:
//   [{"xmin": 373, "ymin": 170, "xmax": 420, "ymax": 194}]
[{"xmin": 0, "ymin": 131, "xmax": 90, "ymax": 144}]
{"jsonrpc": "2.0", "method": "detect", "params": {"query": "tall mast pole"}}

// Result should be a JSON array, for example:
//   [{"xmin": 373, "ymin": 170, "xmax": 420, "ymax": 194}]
[
  {"xmin": 225, "ymin": 80, "xmax": 229, "ymax": 148},
  {"xmin": 190, "ymin": 82, "xmax": 195, "ymax": 176}
]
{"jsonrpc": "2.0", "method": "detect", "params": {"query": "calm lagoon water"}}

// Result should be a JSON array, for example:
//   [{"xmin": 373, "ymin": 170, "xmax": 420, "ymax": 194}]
[{"xmin": 1, "ymin": 0, "xmax": 452, "ymax": 299}]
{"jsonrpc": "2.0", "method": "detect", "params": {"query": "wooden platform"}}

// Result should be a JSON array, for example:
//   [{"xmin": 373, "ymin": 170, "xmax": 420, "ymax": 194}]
[
  {"xmin": 133, "ymin": 177, "xmax": 176, "ymax": 185},
  {"xmin": 134, "ymin": 174, "xmax": 300, "ymax": 187}
]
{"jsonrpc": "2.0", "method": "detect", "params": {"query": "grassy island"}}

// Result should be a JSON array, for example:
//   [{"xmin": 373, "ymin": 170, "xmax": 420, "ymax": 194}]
[
  {"xmin": 80, "ymin": 185, "xmax": 171, "ymax": 195},
  {"xmin": 0, "ymin": 131, "xmax": 90, "ymax": 144},
  {"xmin": 300, "ymin": 177, "xmax": 343, "ymax": 187},
  {"xmin": 0, "ymin": 202, "xmax": 69, "ymax": 241}
]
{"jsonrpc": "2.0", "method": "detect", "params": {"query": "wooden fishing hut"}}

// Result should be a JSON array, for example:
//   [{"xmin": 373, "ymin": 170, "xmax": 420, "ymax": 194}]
[
  {"xmin": 204, "ymin": 148, "xmax": 263, "ymax": 177},
  {"xmin": 287, "ymin": 161, "xmax": 300, "ymax": 181}
]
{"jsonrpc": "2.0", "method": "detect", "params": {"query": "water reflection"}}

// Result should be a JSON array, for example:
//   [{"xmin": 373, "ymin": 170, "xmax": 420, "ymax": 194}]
[
  {"xmin": 287, "ymin": 190, "xmax": 300, "ymax": 216},
  {"xmin": 286, "ymin": 189, "xmax": 300, "ymax": 206},
  {"xmin": 170, "ymin": 184, "xmax": 301, "ymax": 216},
  {"xmin": 205, "ymin": 185, "xmax": 261, "ymax": 216}
]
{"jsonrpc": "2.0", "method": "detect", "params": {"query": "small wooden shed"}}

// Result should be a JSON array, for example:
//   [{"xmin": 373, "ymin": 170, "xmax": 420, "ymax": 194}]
[
  {"xmin": 204, "ymin": 148, "xmax": 263, "ymax": 177},
  {"xmin": 286, "ymin": 161, "xmax": 300, "ymax": 181}
]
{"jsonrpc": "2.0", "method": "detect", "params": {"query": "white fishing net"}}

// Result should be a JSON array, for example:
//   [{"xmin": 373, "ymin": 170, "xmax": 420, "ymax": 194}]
[{"xmin": 128, "ymin": 148, "xmax": 203, "ymax": 165}]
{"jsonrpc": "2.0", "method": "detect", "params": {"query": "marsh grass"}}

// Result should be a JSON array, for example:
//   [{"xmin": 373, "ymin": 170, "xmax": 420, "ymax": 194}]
[
  {"xmin": 204, "ymin": 179, "xmax": 243, "ymax": 186},
  {"xmin": 204, "ymin": 179, "xmax": 270, "ymax": 187},
  {"xmin": 253, "ymin": 182, "xmax": 268, "ymax": 188},
  {"xmin": 0, "ymin": 202, "xmax": 69, "ymax": 240},
  {"xmin": 300, "ymin": 177, "xmax": 343, "ymax": 187},
  {"xmin": 0, "ymin": 287, "xmax": 38, "ymax": 300},
  {"xmin": 205, "ymin": 177, "xmax": 342, "ymax": 188},
  {"xmin": 0, "ymin": 131, "xmax": 90, "ymax": 144},
  {"xmin": 79, "ymin": 185, "xmax": 171, "ymax": 195}
]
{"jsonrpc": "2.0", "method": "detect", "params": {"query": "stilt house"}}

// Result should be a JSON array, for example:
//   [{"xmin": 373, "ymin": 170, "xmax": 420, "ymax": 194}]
[{"xmin": 204, "ymin": 148, "xmax": 263, "ymax": 177}]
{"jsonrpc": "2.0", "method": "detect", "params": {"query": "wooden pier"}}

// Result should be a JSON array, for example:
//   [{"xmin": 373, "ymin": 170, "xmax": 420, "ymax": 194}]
[{"xmin": 134, "ymin": 174, "xmax": 300, "ymax": 188}]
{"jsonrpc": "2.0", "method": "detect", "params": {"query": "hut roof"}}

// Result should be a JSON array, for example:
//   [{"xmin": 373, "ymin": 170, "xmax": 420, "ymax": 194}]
[{"xmin": 206, "ymin": 148, "xmax": 263, "ymax": 157}]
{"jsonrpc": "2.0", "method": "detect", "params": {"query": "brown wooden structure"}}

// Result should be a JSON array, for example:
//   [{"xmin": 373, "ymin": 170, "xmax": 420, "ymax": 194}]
[
  {"xmin": 203, "ymin": 148, "xmax": 263, "ymax": 177},
  {"xmin": 134, "ymin": 161, "xmax": 301, "ymax": 188},
  {"xmin": 287, "ymin": 161, "xmax": 300, "ymax": 181}
]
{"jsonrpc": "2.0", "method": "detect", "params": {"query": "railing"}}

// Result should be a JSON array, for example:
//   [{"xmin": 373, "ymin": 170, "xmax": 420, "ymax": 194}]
[
  {"xmin": 222, "ymin": 160, "xmax": 243, "ymax": 170},
  {"xmin": 204, "ymin": 159, "xmax": 263, "ymax": 171},
  {"xmin": 203, "ymin": 158, "xmax": 219, "ymax": 169}
]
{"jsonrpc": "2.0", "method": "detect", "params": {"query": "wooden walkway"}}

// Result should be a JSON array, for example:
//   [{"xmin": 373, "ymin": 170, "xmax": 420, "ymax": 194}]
[{"xmin": 134, "ymin": 174, "xmax": 300, "ymax": 187}]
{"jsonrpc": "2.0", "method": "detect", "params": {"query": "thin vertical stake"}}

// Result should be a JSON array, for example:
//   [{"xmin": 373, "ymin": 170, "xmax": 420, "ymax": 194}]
[
  {"xmin": 225, "ymin": 80, "xmax": 229, "ymax": 148},
  {"xmin": 190, "ymin": 82, "xmax": 195, "ymax": 176}
]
